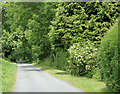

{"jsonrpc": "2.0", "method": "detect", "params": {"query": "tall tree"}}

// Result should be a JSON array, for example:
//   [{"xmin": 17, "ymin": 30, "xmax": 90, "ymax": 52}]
[
  {"xmin": 48, "ymin": 2, "xmax": 119, "ymax": 52},
  {"xmin": 2, "ymin": 2, "xmax": 56, "ymax": 61}
]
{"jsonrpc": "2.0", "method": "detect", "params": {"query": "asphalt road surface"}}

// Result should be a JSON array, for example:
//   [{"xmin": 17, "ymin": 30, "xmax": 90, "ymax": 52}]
[{"xmin": 14, "ymin": 63, "xmax": 84, "ymax": 92}]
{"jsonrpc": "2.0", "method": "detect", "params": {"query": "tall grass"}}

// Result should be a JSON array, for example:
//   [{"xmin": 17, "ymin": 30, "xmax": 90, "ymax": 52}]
[
  {"xmin": 33, "ymin": 50, "xmax": 68, "ymax": 71},
  {"xmin": 54, "ymin": 50, "xmax": 68, "ymax": 70},
  {"xmin": 1, "ymin": 58, "xmax": 17, "ymax": 92}
]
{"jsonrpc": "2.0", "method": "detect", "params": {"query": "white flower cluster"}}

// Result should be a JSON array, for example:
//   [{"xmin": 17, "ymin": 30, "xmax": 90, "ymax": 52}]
[{"xmin": 68, "ymin": 43, "xmax": 98, "ymax": 68}]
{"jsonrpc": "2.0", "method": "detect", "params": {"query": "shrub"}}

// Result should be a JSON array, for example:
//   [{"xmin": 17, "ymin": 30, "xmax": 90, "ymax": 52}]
[
  {"xmin": 92, "ymin": 67, "xmax": 102, "ymax": 81},
  {"xmin": 67, "ymin": 41, "xmax": 98, "ymax": 76},
  {"xmin": 98, "ymin": 19, "xmax": 119, "ymax": 92}
]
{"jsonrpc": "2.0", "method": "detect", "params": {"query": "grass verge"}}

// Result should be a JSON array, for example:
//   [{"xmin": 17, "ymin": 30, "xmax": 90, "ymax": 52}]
[
  {"xmin": 0, "ymin": 58, "xmax": 2, "ymax": 93},
  {"xmin": 1, "ymin": 58, "xmax": 17, "ymax": 92},
  {"xmin": 32, "ymin": 62, "xmax": 110, "ymax": 93}
]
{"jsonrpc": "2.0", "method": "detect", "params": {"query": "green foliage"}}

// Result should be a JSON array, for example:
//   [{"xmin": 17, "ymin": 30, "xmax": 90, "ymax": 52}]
[
  {"xmin": 54, "ymin": 50, "xmax": 68, "ymax": 70},
  {"xmin": 67, "ymin": 41, "xmax": 98, "ymax": 76},
  {"xmin": 34, "ymin": 57, "xmax": 53, "ymax": 67},
  {"xmin": 2, "ymin": 2, "xmax": 56, "ymax": 61},
  {"xmin": 2, "ymin": 2, "xmax": 120, "ymax": 92},
  {"xmin": 48, "ymin": 2, "xmax": 119, "ymax": 51},
  {"xmin": 98, "ymin": 19, "xmax": 119, "ymax": 92},
  {"xmin": 35, "ymin": 50, "xmax": 68, "ymax": 71},
  {"xmin": 92, "ymin": 67, "xmax": 102, "ymax": 81}
]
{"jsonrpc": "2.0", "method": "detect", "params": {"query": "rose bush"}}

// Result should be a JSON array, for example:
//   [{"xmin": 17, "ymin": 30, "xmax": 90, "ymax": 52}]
[{"xmin": 67, "ymin": 41, "xmax": 98, "ymax": 76}]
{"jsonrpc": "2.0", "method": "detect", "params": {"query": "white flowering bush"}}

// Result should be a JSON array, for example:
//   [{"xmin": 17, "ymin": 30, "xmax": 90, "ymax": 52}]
[{"xmin": 67, "ymin": 41, "xmax": 98, "ymax": 76}]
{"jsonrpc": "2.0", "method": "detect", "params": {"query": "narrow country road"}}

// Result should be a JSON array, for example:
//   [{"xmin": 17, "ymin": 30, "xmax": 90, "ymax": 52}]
[{"xmin": 14, "ymin": 63, "xmax": 84, "ymax": 92}]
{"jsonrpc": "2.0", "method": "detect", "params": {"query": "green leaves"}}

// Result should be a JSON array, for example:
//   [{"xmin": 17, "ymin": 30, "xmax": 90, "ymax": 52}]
[
  {"xmin": 2, "ymin": 3, "xmax": 119, "ymax": 90},
  {"xmin": 2, "ymin": 2, "xmax": 55, "ymax": 61},
  {"xmin": 48, "ymin": 2, "xmax": 119, "ymax": 79},
  {"xmin": 98, "ymin": 19, "xmax": 119, "ymax": 92}
]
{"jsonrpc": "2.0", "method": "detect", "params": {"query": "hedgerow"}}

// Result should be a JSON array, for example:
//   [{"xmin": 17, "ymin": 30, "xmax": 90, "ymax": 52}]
[{"xmin": 98, "ymin": 19, "xmax": 119, "ymax": 92}]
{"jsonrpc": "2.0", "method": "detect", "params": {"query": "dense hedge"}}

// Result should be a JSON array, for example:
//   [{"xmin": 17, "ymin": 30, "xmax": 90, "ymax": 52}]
[{"xmin": 98, "ymin": 19, "xmax": 119, "ymax": 92}]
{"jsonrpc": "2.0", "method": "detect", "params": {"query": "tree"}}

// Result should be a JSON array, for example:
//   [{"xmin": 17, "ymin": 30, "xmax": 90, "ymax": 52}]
[
  {"xmin": 2, "ymin": 2, "xmax": 56, "ymax": 61},
  {"xmin": 48, "ymin": 2, "xmax": 119, "ymax": 52}
]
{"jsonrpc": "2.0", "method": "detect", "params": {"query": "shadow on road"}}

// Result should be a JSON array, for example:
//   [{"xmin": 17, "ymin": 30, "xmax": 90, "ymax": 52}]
[
  {"xmin": 17, "ymin": 63, "xmax": 43, "ymax": 72},
  {"xmin": 25, "ymin": 69, "xmax": 43, "ymax": 71},
  {"xmin": 55, "ymin": 72, "xmax": 68, "ymax": 75}
]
